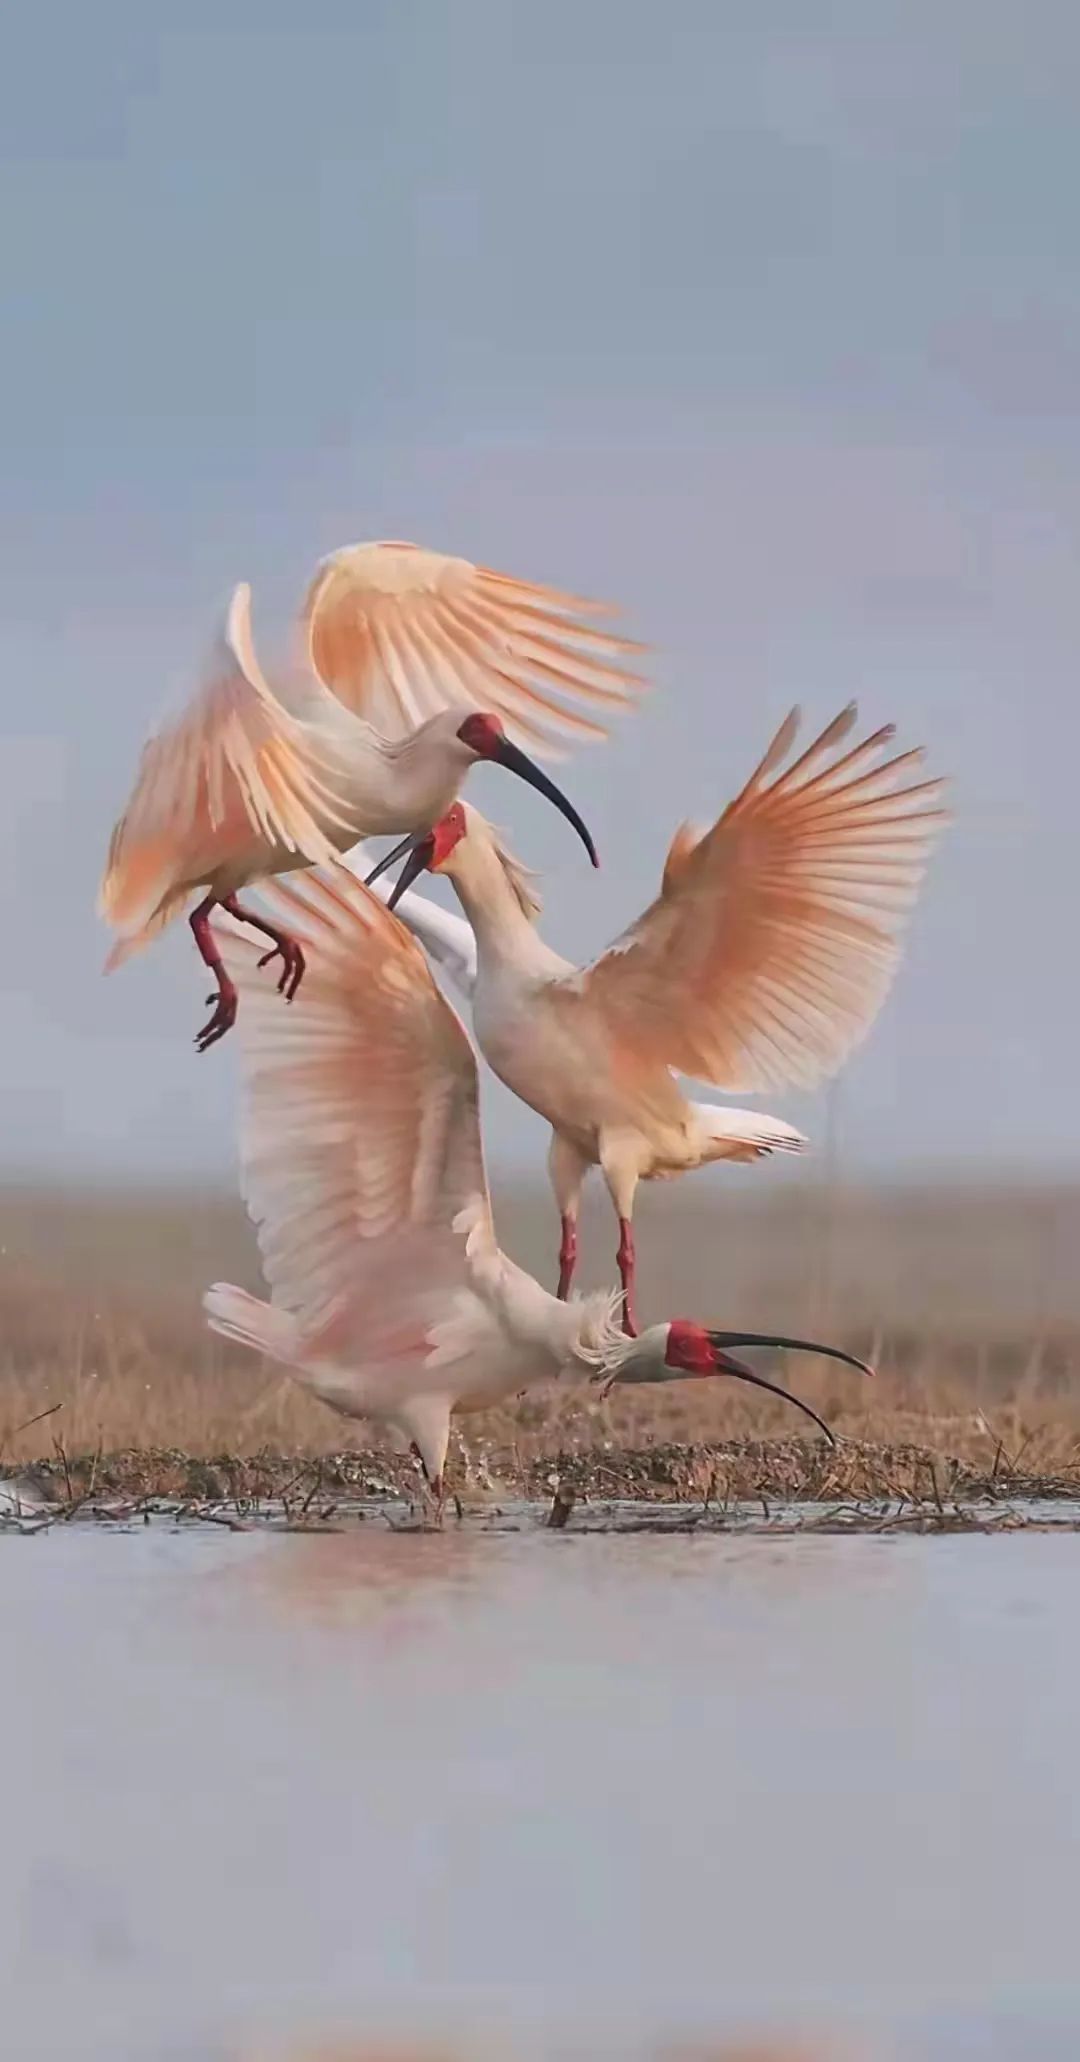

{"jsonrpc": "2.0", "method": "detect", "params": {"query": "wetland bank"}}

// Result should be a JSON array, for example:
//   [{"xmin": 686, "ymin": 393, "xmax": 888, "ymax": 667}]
[
  {"xmin": 3, "ymin": 1179, "xmax": 1079, "ymax": 1532},
  {"xmin": 7, "ymin": 1183, "xmax": 1080, "ymax": 2059}
]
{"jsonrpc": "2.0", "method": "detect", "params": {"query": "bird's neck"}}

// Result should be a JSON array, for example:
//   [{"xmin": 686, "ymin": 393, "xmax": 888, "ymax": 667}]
[
  {"xmin": 474, "ymin": 1248, "xmax": 620, "ymax": 1376},
  {"xmin": 590, "ymin": 1326, "xmax": 671, "ymax": 1384},
  {"xmin": 527, "ymin": 1304, "xmax": 670, "ymax": 1397},
  {"xmin": 446, "ymin": 842, "xmax": 564, "ymax": 980}
]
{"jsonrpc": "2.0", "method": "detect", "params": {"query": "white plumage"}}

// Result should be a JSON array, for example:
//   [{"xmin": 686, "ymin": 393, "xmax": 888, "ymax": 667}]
[
  {"xmin": 99, "ymin": 543, "xmax": 644, "ymax": 1050},
  {"xmin": 205, "ymin": 866, "xmax": 871, "ymax": 1498},
  {"xmin": 367, "ymin": 701, "xmax": 948, "ymax": 1330}
]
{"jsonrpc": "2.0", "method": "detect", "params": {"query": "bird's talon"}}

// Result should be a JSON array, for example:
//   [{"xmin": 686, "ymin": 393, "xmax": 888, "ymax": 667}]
[
  {"xmin": 256, "ymin": 939, "xmax": 306, "ymax": 1002},
  {"xmin": 195, "ymin": 984, "xmax": 238, "ymax": 1053}
]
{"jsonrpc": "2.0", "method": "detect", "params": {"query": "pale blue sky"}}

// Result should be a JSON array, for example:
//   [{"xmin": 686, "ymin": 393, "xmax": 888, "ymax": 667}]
[{"xmin": 2, "ymin": 2, "xmax": 1078, "ymax": 1178}]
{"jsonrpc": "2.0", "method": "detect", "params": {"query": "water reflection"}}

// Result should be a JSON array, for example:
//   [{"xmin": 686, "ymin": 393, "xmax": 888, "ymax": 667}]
[
  {"xmin": 227, "ymin": 1522, "xmax": 493, "ymax": 1634},
  {"xmin": 237, "ymin": 2033, "xmax": 866, "ymax": 2062},
  {"xmin": 222, "ymin": 1518, "xmax": 886, "ymax": 1646},
  {"xmin": 659, "ymin": 2040, "xmax": 869, "ymax": 2061},
  {"xmin": 5, "ymin": 1528, "xmax": 1080, "ymax": 2062},
  {"xmin": 238, "ymin": 2041, "xmax": 461, "ymax": 2062}
]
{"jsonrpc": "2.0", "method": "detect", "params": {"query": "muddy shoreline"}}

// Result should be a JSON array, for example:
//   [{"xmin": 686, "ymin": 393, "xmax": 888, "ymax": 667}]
[{"xmin": 6, "ymin": 1434, "xmax": 1080, "ymax": 1526}]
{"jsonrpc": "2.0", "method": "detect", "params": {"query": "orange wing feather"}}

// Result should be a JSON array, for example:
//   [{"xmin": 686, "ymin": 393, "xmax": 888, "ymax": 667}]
[
  {"xmin": 98, "ymin": 585, "xmax": 359, "ymax": 948},
  {"xmin": 213, "ymin": 865, "xmax": 489, "ymax": 1347},
  {"xmin": 300, "ymin": 539, "xmax": 649, "ymax": 757},
  {"xmin": 577, "ymin": 704, "xmax": 949, "ymax": 1095}
]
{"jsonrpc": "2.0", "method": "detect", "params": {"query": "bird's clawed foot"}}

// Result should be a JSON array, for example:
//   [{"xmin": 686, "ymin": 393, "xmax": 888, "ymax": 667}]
[
  {"xmin": 195, "ymin": 975, "xmax": 238, "ymax": 1054},
  {"xmin": 257, "ymin": 934, "xmax": 306, "ymax": 1001},
  {"xmin": 409, "ymin": 1441, "xmax": 446, "ymax": 1526},
  {"xmin": 219, "ymin": 897, "xmax": 306, "ymax": 1004}
]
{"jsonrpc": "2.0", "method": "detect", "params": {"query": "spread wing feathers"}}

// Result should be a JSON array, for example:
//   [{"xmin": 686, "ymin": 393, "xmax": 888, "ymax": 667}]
[
  {"xmin": 98, "ymin": 584, "xmax": 359, "ymax": 936},
  {"xmin": 300, "ymin": 538, "xmax": 649, "ymax": 757},
  {"xmin": 213, "ymin": 864, "xmax": 490, "ymax": 1350},
  {"xmin": 576, "ymin": 703, "xmax": 949, "ymax": 1095}
]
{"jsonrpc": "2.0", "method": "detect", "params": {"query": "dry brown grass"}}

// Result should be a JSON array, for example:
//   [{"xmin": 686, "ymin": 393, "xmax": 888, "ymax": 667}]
[{"xmin": 2, "ymin": 1176, "xmax": 1079, "ymax": 1489}]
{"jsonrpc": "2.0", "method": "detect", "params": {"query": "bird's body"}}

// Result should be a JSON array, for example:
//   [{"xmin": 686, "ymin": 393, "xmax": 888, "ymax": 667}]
[
  {"xmin": 372, "ymin": 702, "xmax": 948, "ymax": 1327},
  {"xmin": 207, "ymin": 1202, "xmax": 628, "ymax": 1479},
  {"xmin": 99, "ymin": 542, "xmax": 644, "ymax": 1049},
  {"xmin": 388, "ymin": 821, "xmax": 806, "ymax": 1318},
  {"xmin": 361, "ymin": 834, "xmax": 796, "ymax": 1174},
  {"xmin": 205, "ymin": 866, "xmax": 870, "ymax": 1499},
  {"xmin": 467, "ymin": 892, "xmax": 754, "ymax": 1173}
]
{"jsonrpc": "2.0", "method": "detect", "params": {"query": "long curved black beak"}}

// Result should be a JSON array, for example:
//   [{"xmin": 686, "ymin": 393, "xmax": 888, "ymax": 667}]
[
  {"xmin": 364, "ymin": 830, "xmax": 435, "ymax": 911},
  {"xmin": 704, "ymin": 1356, "xmax": 838, "ymax": 1446},
  {"xmin": 489, "ymin": 737, "xmax": 599, "ymax": 867},
  {"xmin": 708, "ymin": 1331, "xmax": 875, "ymax": 1380},
  {"xmin": 703, "ymin": 1329, "xmax": 876, "ymax": 1446}
]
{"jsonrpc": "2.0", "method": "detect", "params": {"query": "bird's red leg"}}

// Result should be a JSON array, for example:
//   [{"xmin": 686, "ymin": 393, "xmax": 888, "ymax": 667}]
[
  {"xmin": 616, "ymin": 1217, "xmax": 639, "ymax": 1337},
  {"xmin": 189, "ymin": 896, "xmax": 238, "ymax": 1054},
  {"xmin": 221, "ymin": 895, "xmax": 306, "ymax": 1002},
  {"xmin": 556, "ymin": 1216, "xmax": 578, "ymax": 1300},
  {"xmin": 409, "ymin": 1441, "xmax": 444, "ymax": 1524}
]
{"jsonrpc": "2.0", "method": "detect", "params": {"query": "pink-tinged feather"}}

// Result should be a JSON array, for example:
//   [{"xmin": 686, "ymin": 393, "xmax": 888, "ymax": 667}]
[
  {"xmin": 576, "ymin": 704, "xmax": 949, "ymax": 1096},
  {"xmin": 98, "ymin": 584, "xmax": 360, "ymax": 945},
  {"xmin": 212, "ymin": 864, "xmax": 490, "ymax": 1373},
  {"xmin": 301, "ymin": 539, "xmax": 648, "ymax": 754}
]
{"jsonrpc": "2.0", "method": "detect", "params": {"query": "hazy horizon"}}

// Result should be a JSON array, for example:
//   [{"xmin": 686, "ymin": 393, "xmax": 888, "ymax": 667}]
[{"xmin": 2, "ymin": 3, "xmax": 1077, "ymax": 1182}]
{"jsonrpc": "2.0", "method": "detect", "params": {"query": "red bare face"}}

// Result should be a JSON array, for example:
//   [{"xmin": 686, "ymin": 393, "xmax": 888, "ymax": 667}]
[
  {"xmin": 456, "ymin": 711, "xmax": 506, "ymax": 759},
  {"xmin": 664, "ymin": 1319, "xmax": 717, "ymax": 1376},
  {"xmin": 429, "ymin": 804, "xmax": 468, "ymax": 870}
]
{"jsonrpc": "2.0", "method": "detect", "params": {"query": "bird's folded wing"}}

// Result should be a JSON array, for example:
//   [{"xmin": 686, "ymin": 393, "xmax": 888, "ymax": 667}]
[
  {"xmin": 571, "ymin": 704, "xmax": 949, "ymax": 1096},
  {"xmin": 299, "ymin": 538, "xmax": 648, "ymax": 756},
  {"xmin": 345, "ymin": 842, "xmax": 479, "ymax": 1000},
  {"xmin": 213, "ymin": 866, "xmax": 490, "ymax": 1353},
  {"xmin": 98, "ymin": 585, "xmax": 358, "ymax": 934}
]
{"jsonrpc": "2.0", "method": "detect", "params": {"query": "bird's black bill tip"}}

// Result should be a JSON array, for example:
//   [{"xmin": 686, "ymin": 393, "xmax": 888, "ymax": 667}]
[
  {"xmin": 709, "ymin": 1360, "xmax": 838, "ymax": 1446},
  {"xmin": 363, "ymin": 831, "xmax": 421, "ymax": 891},
  {"xmin": 700, "ymin": 1327, "xmax": 880, "ymax": 1446},
  {"xmin": 364, "ymin": 831, "xmax": 435, "ymax": 910},
  {"xmin": 386, "ymin": 836, "xmax": 435, "ymax": 911},
  {"xmin": 492, "ymin": 737, "xmax": 599, "ymax": 868},
  {"xmin": 708, "ymin": 1330, "xmax": 875, "ymax": 1381}
]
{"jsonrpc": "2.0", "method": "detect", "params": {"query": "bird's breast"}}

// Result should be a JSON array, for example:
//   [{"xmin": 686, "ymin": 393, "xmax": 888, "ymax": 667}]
[
  {"xmin": 343, "ymin": 747, "xmax": 460, "ymax": 837},
  {"xmin": 472, "ymin": 975, "xmax": 612, "ymax": 1146}
]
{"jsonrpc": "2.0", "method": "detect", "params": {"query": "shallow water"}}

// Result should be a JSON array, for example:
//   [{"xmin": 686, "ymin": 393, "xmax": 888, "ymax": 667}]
[{"xmin": 5, "ymin": 1517, "xmax": 1080, "ymax": 2059}]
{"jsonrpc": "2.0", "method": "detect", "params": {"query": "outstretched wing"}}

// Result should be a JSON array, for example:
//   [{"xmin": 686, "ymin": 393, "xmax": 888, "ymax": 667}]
[
  {"xmin": 575, "ymin": 705, "xmax": 949, "ymax": 1095},
  {"xmin": 214, "ymin": 866, "xmax": 490, "ymax": 1352},
  {"xmin": 300, "ymin": 538, "xmax": 648, "ymax": 756},
  {"xmin": 98, "ymin": 585, "xmax": 356, "ymax": 937}
]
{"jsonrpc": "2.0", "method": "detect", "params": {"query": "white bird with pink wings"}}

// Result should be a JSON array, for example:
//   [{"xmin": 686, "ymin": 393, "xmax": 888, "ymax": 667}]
[{"xmin": 204, "ymin": 866, "xmax": 873, "ymax": 1508}]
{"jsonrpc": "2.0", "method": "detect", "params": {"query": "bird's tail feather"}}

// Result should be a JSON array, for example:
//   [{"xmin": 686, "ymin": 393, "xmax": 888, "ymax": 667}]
[
  {"xmin": 103, "ymin": 888, "xmax": 191, "ymax": 973},
  {"xmin": 203, "ymin": 1283, "xmax": 300, "ymax": 1365},
  {"xmin": 692, "ymin": 1102, "xmax": 806, "ymax": 1163}
]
